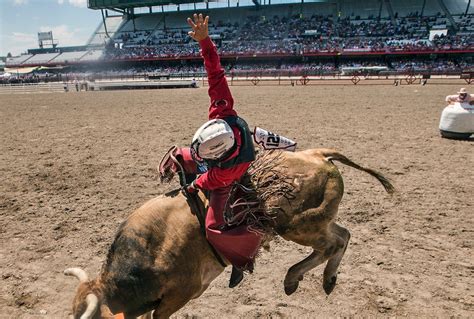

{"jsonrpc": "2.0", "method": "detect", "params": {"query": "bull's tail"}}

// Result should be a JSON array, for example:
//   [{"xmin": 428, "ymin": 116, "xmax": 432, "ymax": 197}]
[{"xmin": 321, "ymin": 149, "xmax": 395, "ymax": 194}]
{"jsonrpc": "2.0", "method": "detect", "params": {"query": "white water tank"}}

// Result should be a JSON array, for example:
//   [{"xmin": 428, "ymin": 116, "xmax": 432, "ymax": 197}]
[{"xmin": 439, "ymin": 102, "xmax": 474, "ymax": 139}]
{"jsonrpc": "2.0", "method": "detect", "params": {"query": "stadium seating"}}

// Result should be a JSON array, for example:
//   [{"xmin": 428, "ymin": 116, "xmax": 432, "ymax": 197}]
[
  {"xmin": 6, "ymin": 54, "xmax": 33, "ymax": 65},
  {"xmin": 4, "ymin": 1, "xmax": 473, "ymax": 75},
  {"xmin": 51, "ymin": 51, "xmax": 89, "ymax": 64},
  {"xmin": 101, "ymin": 9, "xmax": 474, "ymax": 60},
  {"xmin": 79, "ymin": 50, "xmax": 104, "ymax": 62},
  {"xmin": 25, "ymin": 53, "xmax": 61, "ymax": 65}
]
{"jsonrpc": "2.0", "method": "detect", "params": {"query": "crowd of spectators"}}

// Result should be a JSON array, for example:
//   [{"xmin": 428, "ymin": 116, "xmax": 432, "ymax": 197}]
[
  {"xmin": 104, "ymin": 13, "xmax": 474, "ymax": 60},
  {"xmin": 390, "ymin": 59, "xmax": 470, "ymax": 72},
  {"xmin": 3, "ymin": 56, "xmax": 469, "ymax": 85},
  {"xmin": 0, "ymin": 72, "xmax": 64, "ymax": 84}
]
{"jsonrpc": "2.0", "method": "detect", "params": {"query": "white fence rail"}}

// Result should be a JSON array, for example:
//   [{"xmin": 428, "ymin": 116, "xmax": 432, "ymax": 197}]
[{"xmin": 0, "ymin": 83, "xmax": 65, "ymax": 94}]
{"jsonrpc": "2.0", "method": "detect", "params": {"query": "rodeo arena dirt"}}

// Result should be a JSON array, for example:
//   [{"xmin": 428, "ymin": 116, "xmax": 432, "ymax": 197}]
[
  {"xmin": 1, "ymin": 81, "xmax": 473, "ymax": 318},
  {"xmin": 1, "ymin": 1, "xmax": 474, "ymax": 318}
]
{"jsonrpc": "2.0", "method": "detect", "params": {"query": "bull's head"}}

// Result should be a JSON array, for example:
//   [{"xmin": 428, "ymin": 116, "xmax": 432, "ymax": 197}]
[{"xmin": 64, "ymin": 268, "xmax": 105, "ymax": 319}]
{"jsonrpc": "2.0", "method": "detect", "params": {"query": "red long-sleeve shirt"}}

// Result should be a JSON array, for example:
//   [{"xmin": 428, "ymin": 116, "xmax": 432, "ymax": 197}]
[{"xmin": 194, "ymin": 37, "xmax": 251, "ymax": 190}]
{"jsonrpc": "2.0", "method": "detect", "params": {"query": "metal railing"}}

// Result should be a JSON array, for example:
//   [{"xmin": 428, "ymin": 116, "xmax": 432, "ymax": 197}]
[{"xmin": 0, "ymin": 82, "xmax": 66, "ymax": 94}]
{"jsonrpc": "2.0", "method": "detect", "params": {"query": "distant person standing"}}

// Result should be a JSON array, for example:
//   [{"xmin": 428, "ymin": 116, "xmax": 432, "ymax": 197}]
[
  {"xmin": 81, "ymin": 79, "xmax": 88, "ymax": 91},
  {"xmin": 445, "ymin": 88, "xmax": 473, "ymax": 105}
]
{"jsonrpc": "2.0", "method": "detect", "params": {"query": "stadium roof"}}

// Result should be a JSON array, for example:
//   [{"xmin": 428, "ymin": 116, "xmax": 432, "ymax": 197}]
[{"xmin": 88, "ymin": 0, "xmax": 211, "ymax": 10}]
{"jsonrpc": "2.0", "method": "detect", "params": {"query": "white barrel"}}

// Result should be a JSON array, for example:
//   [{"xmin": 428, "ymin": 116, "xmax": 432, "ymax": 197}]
[{"xmin": 439, "ymin": 103, "xmax": 474, "ymax": 138}]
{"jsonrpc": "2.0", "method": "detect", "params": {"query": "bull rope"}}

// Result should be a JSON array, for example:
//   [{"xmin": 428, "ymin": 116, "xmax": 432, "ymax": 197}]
[
  {"xmin": 166, "ymin": 152, "xmax": 227, "ymax": 268},
  {"xmin": 224, "ymin": 151, "xmax": 296, "ymax": 236}
]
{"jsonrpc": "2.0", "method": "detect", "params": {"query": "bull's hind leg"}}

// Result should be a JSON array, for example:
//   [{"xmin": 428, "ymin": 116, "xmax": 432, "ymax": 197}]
[
  {"xmin": 322, "ymin": 223, "xmax": 350, "ymax": 295},
  {"xmin": 283, "ymin": 229, "xmax": 347, "ymax": 296},
  {"xmin": 283, "ymin": 247, "xmax": 328, "ymax": 295},
  {"xmin": 283, "ymin": 224, "xmax": 350, "ymax": 296},
  {"xmin": 281, "ymin": 172, "xmax": 347, "ymax": 295}
]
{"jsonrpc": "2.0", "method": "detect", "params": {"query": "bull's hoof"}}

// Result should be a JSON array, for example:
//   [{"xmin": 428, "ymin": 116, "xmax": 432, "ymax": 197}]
[
  {"xmin": 323, "ymin": 275, "xmax": 337, "ymax": 295},
  {"xmin": 284, "ymin": 281, "xmax": 299, "ymax": 295},
  {"xmin": 284, "ymin": 273, "xmax": 304, "ymax": 295}
]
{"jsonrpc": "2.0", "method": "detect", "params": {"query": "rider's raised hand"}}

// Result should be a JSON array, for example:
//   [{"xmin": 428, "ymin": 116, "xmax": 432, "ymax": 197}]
[{"xmin": 187, "ymin": 13, "xmax": 209, "ymax": 42}]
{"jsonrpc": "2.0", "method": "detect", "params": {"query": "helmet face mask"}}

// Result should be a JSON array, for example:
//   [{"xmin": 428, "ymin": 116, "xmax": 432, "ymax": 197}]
[
  {"xmin": 191, "ymin": 119, "xmax": 235, "ymax": 161},
  {"xmin": 190, "ymin": 139, "xmax": 205, "ymax": 162}
]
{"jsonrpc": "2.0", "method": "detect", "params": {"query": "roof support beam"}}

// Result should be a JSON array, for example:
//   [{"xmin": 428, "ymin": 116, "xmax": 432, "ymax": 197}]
[
  {"xmin": 378, "ymin": 0, "xmax": 383, "ymax": 20},
  {"xmin": 101, "ymin": 9, "xmax": 110, "ymax": 38},
  {"xmin": 435, "ymin": 0, "xmax": 458, "ymax": 31},
  {"xmin": 105, "ymin": 7, "xmax": 127, "ymax": 15},
  {"xmin": 384, "ymin": 0, "xmax": 397, "ymax": 25},
  {"xmin": 421, "ymin": 0, "xmax": 426, "ymax": 16},
  {"xmin": 336, "ymin": 0, "xmax": 341, "ymax": 15}
]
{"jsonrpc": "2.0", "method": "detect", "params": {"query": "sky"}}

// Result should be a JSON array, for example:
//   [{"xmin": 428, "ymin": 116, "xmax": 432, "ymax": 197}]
[{"xmin": 0, "ymin": 0, "xmax": 101, "ymax": 56}]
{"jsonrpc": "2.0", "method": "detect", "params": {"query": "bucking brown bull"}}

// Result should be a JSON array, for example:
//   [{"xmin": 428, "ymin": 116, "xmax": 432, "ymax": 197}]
[{"xmin": 65, "ymin": 149, "xmax": 394, "ymax": 318}]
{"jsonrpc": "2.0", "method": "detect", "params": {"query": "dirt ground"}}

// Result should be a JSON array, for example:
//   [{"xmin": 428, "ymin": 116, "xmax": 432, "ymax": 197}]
[{"xmin": 1, "ymin": 83, "xmax": 473, "ymax": 318}]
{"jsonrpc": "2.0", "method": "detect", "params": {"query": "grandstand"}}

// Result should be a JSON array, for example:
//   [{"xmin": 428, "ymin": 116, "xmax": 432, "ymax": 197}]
[
  {"xmin": 24, "ymin": 53, "xmax": 61, "ymax": 65},
  {"xmin": 51, "ymin": 51, "xmax": 91, "ymax": 64},
  {"xmin": 3, "ymin": 0, "xmax": 473, "ymax": 80}
]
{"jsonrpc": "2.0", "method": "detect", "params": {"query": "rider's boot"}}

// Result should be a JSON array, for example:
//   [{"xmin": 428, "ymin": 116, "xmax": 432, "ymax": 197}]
[{"xmin": 229, "ymin": 266, "xmax": 244, "ymax": 288}]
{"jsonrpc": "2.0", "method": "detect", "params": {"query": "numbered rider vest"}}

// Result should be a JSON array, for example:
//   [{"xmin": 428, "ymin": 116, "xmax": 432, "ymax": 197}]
[{"xmin": 205, "ymin": 116, "xmax": 256, "ymax": 169}]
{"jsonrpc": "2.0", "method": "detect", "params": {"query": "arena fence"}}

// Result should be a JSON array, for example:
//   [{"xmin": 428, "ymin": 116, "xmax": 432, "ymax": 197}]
[
  {"xmin": 203, "ymin": 74, "xmax": 472, "ymax": 87},
  {"xmin": 0, "ymin": 82, "xmax": 65, "ymax": 94},
  {"xmin": 0, "ymin": 73, "xmax": 470, "ymax": 95}
]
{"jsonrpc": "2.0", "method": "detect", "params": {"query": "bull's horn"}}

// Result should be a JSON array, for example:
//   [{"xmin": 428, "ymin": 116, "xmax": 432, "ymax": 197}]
[
  {"xmin": 64, "ymin": 268, "xmax": 89, "ymax": 283},
  {"xmin": 80, "ymin": 293, "xmax": 99, "ymax": 319}
]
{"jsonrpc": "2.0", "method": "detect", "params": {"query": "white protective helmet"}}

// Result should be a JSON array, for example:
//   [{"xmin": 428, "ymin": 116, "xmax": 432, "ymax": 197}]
[{"xmin": 191, "ymin": 119, "xmax": 235, "ymax": 161}]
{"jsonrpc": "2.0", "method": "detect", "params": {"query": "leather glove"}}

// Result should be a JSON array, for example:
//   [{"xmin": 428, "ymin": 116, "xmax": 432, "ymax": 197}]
[{"xmin": 186, "ymin": 181, "xmax": 198, "ymax": 193}]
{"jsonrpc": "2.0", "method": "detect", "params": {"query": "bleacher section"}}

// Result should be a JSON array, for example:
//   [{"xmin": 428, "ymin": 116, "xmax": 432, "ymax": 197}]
[
  {"xmin": 79, "ymin": 50, "xmax": 103, "ymax": 62},
  {"xmin": 25, "ymin": 53, "xmax": 61, "ymax": 65},
  {"xmin": 455, "ymin": 15, "xmax": 474, "ymax": 34},
  {"xmin": 51, "ymin": 51, "xmax": 89, "ymax": 63},
  {"xmin": 105, "ymin": 11, "xmax": 473, "ymax": 60},
  {"xmin": 6, "ymin": 54, "xmax": 33, "ymax": 65},
  {"xmin": 6, "ymin": 49, "xmax": 103, "ymax": 67}
]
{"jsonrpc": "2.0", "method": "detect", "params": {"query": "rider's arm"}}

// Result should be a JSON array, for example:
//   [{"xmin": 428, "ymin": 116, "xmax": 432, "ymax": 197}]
[
  {"xmin": 199, "ymin": 37, "xmax": 237, "ymax": 119},
  {"xmin": 195, "ymin": 162, "xmax": 250, "ymax": 191}
]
